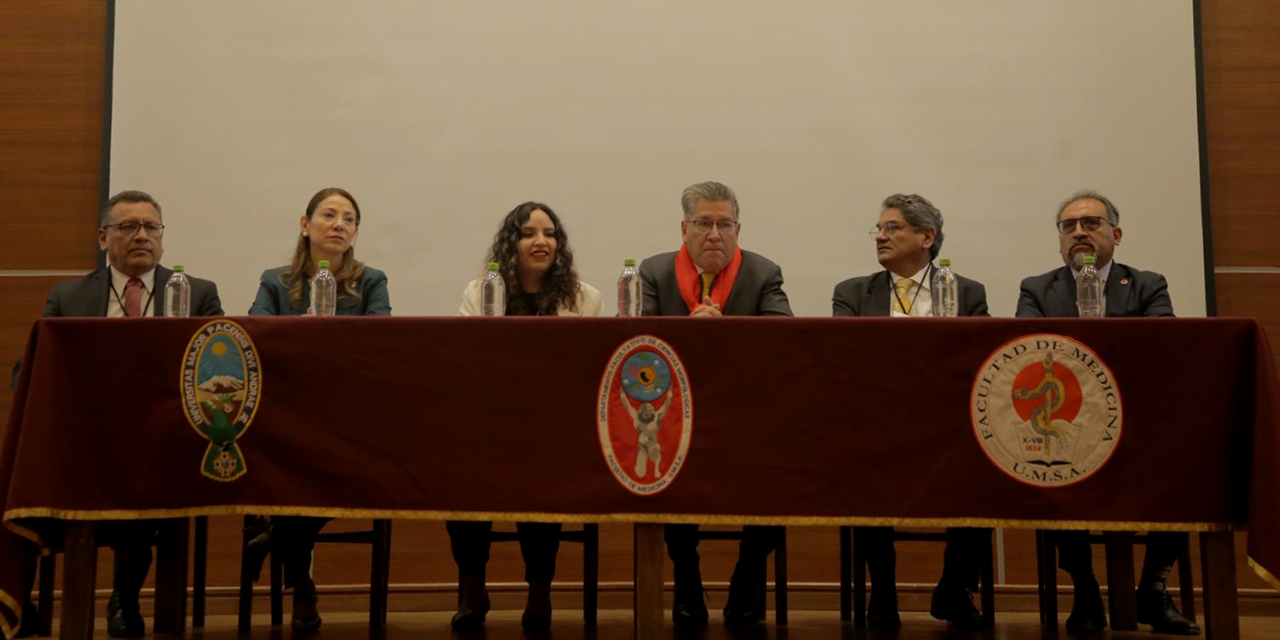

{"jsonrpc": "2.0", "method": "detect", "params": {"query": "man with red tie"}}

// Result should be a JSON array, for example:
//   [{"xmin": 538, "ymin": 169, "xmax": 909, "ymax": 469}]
[
  {"xmin": 638, "ymin": 181, "xmax": 791, "ymax": 629},
  {"xmin": 9, "ymin": 190, "xmax": 222, "ymax": 637}
]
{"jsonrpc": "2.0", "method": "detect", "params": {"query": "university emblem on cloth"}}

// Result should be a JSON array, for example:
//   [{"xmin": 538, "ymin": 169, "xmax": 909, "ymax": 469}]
[
  {"xmin": 971, "ymin": 333, "xmax": 1122, "ymax": 488},
  {"xmin": 597, "ymin": 335, "xmax": 692, "ymax": 495},
  {"xmin": 180, "ymin": 320, "xmax": 262, "ymax": 481}
]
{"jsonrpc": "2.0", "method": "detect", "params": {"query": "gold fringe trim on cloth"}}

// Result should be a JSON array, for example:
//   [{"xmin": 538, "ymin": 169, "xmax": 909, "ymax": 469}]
[
  {"xmin": 1249, "ymin": 556, "xmax": 1280, "ymax": 593},
  {"xmin": 0, "ymin": 586, "xmax": 21, "ymax": 640},
  {"xmin": 2, "ymin": 521, "xmax": 41, "ymax": 548},
  {"xmin": 1, "ymin": 505, "xmax": 1237, "ymax": 532}
]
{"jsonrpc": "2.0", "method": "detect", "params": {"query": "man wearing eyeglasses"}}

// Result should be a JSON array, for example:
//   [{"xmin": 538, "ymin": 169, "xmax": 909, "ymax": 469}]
[
  {"xmin": 1016, "ymin": 190, "xmax": 1190, "ymax": 635},
  {"xmin": 638, "ymin": 181, "xmax": 791, "ymax": 629},
  {"xmin": 831, "ymin": 194, "xmax": 992, "ymax": 631},
  {"xmin": 1016, "ymin": 189, "xmax": 1172, "ymax": 318},
  {"xmin": 8, "ymin": 190, "xmax": 222, "ymax": 638}
]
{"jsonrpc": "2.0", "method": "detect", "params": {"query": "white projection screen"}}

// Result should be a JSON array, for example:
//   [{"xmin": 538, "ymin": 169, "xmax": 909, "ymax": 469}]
[{"xmin": 109, "ymin": 0, "xmax": 1208, "ymax": 318}]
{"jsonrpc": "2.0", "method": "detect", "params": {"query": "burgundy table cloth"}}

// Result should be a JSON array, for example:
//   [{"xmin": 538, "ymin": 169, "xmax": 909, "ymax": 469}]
[{"xmin": 2, "ymin": 316, "xmax": 1278, "ymax": 636}]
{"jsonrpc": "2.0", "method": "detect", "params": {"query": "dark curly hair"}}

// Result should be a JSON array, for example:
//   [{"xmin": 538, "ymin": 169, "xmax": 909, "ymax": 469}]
[{"xmin": 485, "ymin": 201, "xmax": 581, "ymax": 316}]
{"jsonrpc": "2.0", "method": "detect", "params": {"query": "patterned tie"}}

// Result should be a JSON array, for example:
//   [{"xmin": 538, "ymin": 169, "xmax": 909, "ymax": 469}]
[
  {"xmin": 894, "ymin": 278, "xmax": 915, "ymax": 316},
  {"xmin": 124, "ymin": 277, "xmax": 144, "ymax": 317},
  {"xmin": 700, "ymin": 272, "xmax": 717, "ymax": 302}
]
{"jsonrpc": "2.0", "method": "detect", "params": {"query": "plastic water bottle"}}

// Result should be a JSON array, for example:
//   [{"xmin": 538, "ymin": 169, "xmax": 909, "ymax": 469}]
[
  {"xmin": 481, "ymin": 262, "xmax": 505, "ymax": 316},
  {"xmin": 930, "ymin": 258, "xmax": 958, "ymax": 318},
  {"xmin": 618, "ymin": 258, "xmax": 642, "ymax": 317},
  {"xmin": 311, "ymin": 259, "xmax": 337, "ymax": 316},
  {"xmin": 1077, "ymin": 255, "xmax": 1104, "ymax": 318},
  {"xmin": 164, "ymin": 264, "xmax": 191, "ymax": 318}
]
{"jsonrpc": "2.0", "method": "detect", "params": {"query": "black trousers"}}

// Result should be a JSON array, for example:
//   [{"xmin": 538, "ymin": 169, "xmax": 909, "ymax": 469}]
[
  {"xmin": 663, "ymin": 524, "xmax": 781, "ymax": 586},
  {"xmin": 106, "ymin": 520, "xmax": 163, "ymax": 598},
  {"xmin": 446, "ymin": 521, "xmax": 562, "ymax": 585},
  {"xmin": 857, "ymin": 526, "xmax": 989, "ymax": 592},
  {"xmin": 269, "ymin": 516, "xmax": 332, "ymax": 589},
  {"xmin": 1056, "ymin": 530, "xmax": 1186, "ymax": 587}
]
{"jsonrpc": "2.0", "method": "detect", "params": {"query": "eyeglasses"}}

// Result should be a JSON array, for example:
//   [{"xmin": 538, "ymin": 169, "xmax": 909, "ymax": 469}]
[
  {"xmin": 103, "ymin": 222, "xmax": 166, "ymax": 237},
  {"xmin": 1056, "ymin": 216, "xmax": 1107, "ymax": 234},
  {"xmin": 869, "ymin": 221, "xmax": 910, "ymax": 236},
  {"xmin": 688, "ymin": 219, "xmax": 738, "ymax": 236}
]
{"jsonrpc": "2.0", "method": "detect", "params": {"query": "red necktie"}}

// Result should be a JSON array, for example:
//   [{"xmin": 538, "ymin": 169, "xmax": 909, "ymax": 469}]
[{"xmin": 124, "ymin": 277, "xmax": 144, "ymax": 317}]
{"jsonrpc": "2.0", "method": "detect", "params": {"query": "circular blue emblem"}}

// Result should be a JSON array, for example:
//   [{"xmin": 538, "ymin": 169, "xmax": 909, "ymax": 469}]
[{"xmin": 621, "ymin": 351, "xmax": 671, "ymax": 401}]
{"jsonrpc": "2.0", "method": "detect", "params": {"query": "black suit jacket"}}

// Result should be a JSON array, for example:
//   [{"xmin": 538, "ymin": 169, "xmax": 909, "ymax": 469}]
[
  {"xmin": 1015, "ymin": 263, "xmax": 1174, "ymax": 318},
  {"xmin": 831, "ymin": 269, "xmax": 990, "ymax": 317},
  {"xmin": 638, "ymin": 249, "xmax": 792, "ymax": 317},
  {"xmin": 11, "ymin": 266, "xmax": 224, "ymax": 388}
]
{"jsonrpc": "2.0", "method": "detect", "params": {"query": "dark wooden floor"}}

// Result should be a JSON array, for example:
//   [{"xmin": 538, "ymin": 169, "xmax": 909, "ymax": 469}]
[{"xmin": 63, "ymin": 610, "xmax": 1280, "ymax": 639}]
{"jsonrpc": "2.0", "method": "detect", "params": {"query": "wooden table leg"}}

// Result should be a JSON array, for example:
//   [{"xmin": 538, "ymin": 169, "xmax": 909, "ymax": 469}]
[
  {"xmin": 193, "ymin": 515, "xmax": 208, "ymax": 628},
  {"xmin": 1104, "ymin": 532, "xmax": 1137, "ymax": 630},
  {"xmin": 1199, "ymin": 531, "xmax": 1239, "ymax": 640},
  {"xmin": 633, "ymin": 523, "xmax": 664, "ymax": 640},
  {"xmin": 60, "ymin": 522, "xmax": 97, "ymax": 640},
  {"xmin": 153, "ymin": 518, "xmax": 190, "ymax": 634}
]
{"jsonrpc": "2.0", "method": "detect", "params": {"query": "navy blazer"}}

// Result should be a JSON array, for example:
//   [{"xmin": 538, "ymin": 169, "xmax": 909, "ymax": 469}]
[
  {"xmin": 1015, "ymin": 263, "xmax": 1174, "ymax": 318},
  {"xmin": 11, "ymin": 265, "xmax": 224, "ymax": 388},
  {"xmin": 638, "ymin": 249, "xmax": 792, "ymax": 317},
  {"xmin": 248, "ymin": 265, "xmax": 391, "ymax": 316},
  {"xmin": 831, "ymin": 268, "xmax": 990, "ymax": 317}
]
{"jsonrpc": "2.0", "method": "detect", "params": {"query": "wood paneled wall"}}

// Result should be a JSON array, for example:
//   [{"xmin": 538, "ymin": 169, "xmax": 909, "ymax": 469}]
[{"xmin": 2, "ymin": 0, "xmax": 1278, "ymax": 611}]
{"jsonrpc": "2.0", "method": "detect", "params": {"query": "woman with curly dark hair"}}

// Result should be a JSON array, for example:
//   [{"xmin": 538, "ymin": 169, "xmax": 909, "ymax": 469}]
[
  {"xmin": 458, "ymin": 201, "xmax": 602, "ymax": 316},
  {"xmin": 449, "ymin": 202, "xmax": 599, "ymax": 632}
]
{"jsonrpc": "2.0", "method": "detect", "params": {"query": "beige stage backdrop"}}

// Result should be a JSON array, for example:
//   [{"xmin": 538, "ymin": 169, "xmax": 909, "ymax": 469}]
[{"xmin": 108, "ymin": 0, "xmax": 1206, "ymax": 318}]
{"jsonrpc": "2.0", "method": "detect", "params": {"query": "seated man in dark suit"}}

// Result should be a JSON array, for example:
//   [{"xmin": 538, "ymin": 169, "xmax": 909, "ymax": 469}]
[
  {"xmin": 638, "ymin": 181, "xmax": 791, "ymax": 629},
  {"xmin": 9, "ymin": 190, "xmax": 223, "ymax": 638},
  {"xmin": 831, "ymin": 194, "xmax": 991, "ymax": 630},
  {"xmin": 1017, "ymin": 189, "xmax": 1194, "ymax": 635}
]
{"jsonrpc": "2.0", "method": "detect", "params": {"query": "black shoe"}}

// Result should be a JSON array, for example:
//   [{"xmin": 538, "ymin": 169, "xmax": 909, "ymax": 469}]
[
  {"xmin": 14, "ymin": 601, "xmax": 40, "ymax": 638},
  {"xmin": 865, "ymin": 609, "xmax": 901, "ymax": 630},
  {"xmin": 672, "ymin": 580, "xmax": 709, "ymax": 629},
  {"xmin": 451, "ymin": 575, "xmax": 491, "ymax": 630},
  {"xmin": 722, "ymin": 577, "xmax": 762, "ymax": 629},
  {"xmin": 1136, "ymin": 586, "xmax": 1200, "ymax": 635},
  {"xmin": 929, "ymin": 584, "xmax": 990, "ymax": 630},
  {"xmin": 106, "ymin": 591, "xmax": 145, "ymax": 638},
  {"xmin": 291, "ymin": 578, "xmax": 322, "ymax": 632},
  {"xmin": 1064, "ymin": 579, "xmax": 1107, "ymax": 635},
  {"xmin": 866, "ymin": 585, "xmax": 901, "ymax": 629}
]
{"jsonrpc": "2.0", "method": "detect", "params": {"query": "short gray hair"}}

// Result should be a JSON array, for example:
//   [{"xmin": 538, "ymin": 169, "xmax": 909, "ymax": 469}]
[
  {"xmin": 681, "ymin": 181, "xmax": 739, "ymax": 220},
  {"xmin": 882, "ymin": 193, "xmax": 944, "ymax": 260},
  {"xmin": 100, "ymin": 190, "xmax": 163, "ymax": 226},
  {"xmin": 1056, "ymin": 189, "xmax": 1120, "ymax": 226}
]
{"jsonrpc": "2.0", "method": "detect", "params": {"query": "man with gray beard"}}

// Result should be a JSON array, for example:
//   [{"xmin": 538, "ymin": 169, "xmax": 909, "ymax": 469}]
[{"xmin": 1017, "ymin": 190, "xmax": 1192, "ymax": 636}]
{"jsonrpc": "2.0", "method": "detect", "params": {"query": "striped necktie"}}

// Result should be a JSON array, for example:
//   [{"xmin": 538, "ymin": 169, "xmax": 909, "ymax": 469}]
[
  {"xmin": 124, "ymin": 277, "xmax": 145, "ymax": 317},
  {"xmin": 700, "ymin": 272, "xmax": 717, "ymax": 301},
  {"xmin": 894, "ymin": 278, "xmax": 915, "ymax": 315}
]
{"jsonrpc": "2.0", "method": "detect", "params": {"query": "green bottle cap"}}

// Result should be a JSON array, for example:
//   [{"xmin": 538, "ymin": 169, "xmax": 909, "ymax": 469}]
[
  {"xmin": 1083, "ymin": 256, "xmax": 1096, "ymax": 265},
  {"xmin": 938, "ymin": 258, "xmax": 950, "ymax": 267},
  {"xmin": 487, "ymin": 262, "xmax": 500, "ymax": 271},
  {"xmin": 624, "ymin": 259, "xmax": 636, "ymax": 267},
  {"xmin": 318, "ymin": 260, "xmax": 330, "ymax": 269},
  {"xmin": 172, "ymin": 264, "xmax": 185, "ymax": 272}
]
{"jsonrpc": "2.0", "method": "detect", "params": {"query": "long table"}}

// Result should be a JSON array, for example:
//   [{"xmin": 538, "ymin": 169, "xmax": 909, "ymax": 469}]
[{"xmin": 2, "ymin": 316, "xmax": 1278, "ymax": 639}]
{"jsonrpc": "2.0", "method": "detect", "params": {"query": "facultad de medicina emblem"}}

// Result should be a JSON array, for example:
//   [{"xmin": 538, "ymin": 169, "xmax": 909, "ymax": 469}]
[
  {"xmin": 971, "ymin": 334, "xmax": 1122, "ymax": 488},
  {"xmin": 181, "ymin": 320, "xmax": 262, "ymax": 481}
]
